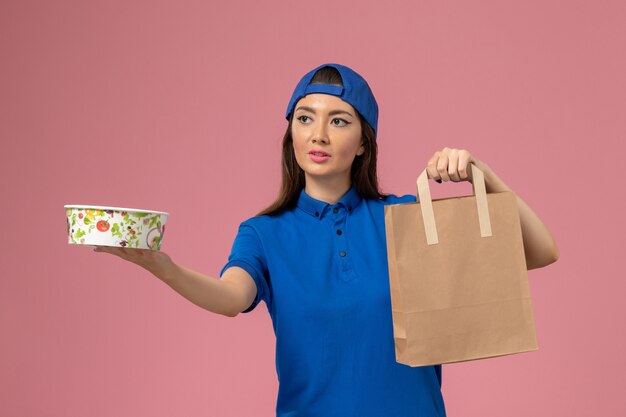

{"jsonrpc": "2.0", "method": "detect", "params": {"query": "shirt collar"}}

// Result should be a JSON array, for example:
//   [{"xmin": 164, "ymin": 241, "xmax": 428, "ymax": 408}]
[{"xmin": 296, "ymin": 184, "xmax": 362, "ymax": 220}]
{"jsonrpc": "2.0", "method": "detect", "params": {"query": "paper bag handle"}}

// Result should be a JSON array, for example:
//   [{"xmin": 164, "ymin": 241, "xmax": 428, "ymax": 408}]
[{"xmin": 416, "ymin": 162, "xmax": 493, "ymax": 245}]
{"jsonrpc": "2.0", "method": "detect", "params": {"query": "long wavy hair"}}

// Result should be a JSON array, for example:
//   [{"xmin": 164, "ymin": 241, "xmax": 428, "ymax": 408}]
[{"xmin": 255, "ymin": 66, "xmax": 389, "ymax": 217}]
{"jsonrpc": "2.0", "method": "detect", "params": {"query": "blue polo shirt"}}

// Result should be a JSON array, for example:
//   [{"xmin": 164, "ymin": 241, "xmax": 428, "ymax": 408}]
[{"xmin": 220, "ymin": 184, "xmax": 446, "ymax": 417}]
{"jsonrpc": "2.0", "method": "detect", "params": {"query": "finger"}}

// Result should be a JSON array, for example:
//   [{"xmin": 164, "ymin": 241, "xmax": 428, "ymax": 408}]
[
  {"xmin": 436, "ymin": 152, "xmax": 451, "ymax": 182},
  {"xmin": 96, "ymin": 246, "xmax": 120, "ymax": 254},
  {"xmin": 115, "ymin": 247, "xmax": 143, "ymax": 261},
  {"xmin": 457, "ymin": 150, "xmax": 473, "ymax": 182},
  {"xmin": 94, "ymin": 246, "xmax": 127, "ymax": 258},
  {"xmin": 448, "ymin": 150, "xmax": 461, "ymax": 182},
  {"xmin": 426, "ymin": 153, "xmax": 442, "ymax": 182}
]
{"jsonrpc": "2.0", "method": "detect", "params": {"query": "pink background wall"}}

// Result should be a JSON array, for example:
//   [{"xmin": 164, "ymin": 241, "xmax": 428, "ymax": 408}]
[{"xmin": 1, "ymin": 0, "xmax": 624, "ymax": 415}]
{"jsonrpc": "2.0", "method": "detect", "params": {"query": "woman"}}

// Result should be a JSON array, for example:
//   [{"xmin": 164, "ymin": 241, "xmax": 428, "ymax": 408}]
[{"xmin": 95, "ymin": 63, "xmax": 559, "ymax": 416}]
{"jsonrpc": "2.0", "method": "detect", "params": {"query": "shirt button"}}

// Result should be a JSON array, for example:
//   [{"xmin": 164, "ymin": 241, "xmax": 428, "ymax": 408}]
[
  {"xmin": 333, "ymin": 207, "xmax": 338, "ymax": 214},
  {"xmin": 336, "ymin": 229, "xmax": 342, "ymax": 235},
  {"xmin": 340, "ymin": 251, "xmax": 346, "ymax": 257}
]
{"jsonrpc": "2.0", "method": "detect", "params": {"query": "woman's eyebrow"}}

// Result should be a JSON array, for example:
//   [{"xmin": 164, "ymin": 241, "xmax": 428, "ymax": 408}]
[{"xmin": 294, "ymin": 106, "xmax": 354, "ymax": 118}]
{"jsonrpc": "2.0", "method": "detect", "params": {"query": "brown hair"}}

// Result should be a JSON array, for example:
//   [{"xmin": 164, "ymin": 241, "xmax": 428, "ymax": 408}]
[{"xmin": 255, "ymin": 66, "xmax": 389, "ymax": 217}]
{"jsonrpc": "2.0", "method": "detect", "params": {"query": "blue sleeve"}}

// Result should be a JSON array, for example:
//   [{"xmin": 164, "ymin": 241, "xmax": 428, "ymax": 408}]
[
  {"xmin": 382, "ymin": 193, "xmax": 417, "ymax": 205},
  {"xmin": 219, "ymin": 221, "xmax": 270, "ymax": 314}
]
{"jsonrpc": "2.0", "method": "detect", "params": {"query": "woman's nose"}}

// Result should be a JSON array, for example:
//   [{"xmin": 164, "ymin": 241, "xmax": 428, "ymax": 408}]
[
  {"xmin": 311, "ymin": 123, "xmax": 329, "ymax": 144},
  {"xmin": 312, "ymin": 136, "xmax": 328, "ymax": 144}
]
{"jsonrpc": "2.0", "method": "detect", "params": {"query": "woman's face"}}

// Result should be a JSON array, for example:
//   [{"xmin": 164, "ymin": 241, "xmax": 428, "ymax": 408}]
[{"xmin": 291, "ymin": 93, "xmax": 364, "ymax": 184}]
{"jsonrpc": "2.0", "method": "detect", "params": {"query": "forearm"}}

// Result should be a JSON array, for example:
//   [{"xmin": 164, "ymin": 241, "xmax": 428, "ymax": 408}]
[
  {"xmin": 155, "ymin": 263, "xmax": 239, "ymax": 317},
  {"xmin": 473, "ymin": 159, "xmax": 560, "ymax": 269}
]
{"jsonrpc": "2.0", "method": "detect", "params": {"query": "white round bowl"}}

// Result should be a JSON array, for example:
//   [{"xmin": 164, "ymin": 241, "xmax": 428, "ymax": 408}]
[{"xmin": 64, "ymin": 205, "xmax": 169, "ymax": 250}]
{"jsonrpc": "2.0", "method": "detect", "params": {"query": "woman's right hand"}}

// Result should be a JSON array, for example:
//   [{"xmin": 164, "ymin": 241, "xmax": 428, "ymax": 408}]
[{"xmin": 93, "ymin": 246, "xmax": 175, "ymax": 280}]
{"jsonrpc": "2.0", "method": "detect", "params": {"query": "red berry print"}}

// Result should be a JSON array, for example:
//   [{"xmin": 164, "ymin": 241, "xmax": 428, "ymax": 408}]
[{"xmin": 96, "ymin": 220, "xmax": 110, "ymax": 232}]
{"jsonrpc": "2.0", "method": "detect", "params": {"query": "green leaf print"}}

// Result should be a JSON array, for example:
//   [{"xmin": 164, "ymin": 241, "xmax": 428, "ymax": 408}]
[{"xmin": 111, "ymin": 223, "xmax": 122, "ymax": 238}]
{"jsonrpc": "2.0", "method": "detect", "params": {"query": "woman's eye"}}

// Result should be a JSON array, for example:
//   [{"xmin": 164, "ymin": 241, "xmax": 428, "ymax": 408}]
[
  {"xmin": 332, "ymin": 118, "xmax": 349, "ymax": 127},
  {"xmin": 297, "ymin": 115, "xmax": 311, "ymax": 123}
]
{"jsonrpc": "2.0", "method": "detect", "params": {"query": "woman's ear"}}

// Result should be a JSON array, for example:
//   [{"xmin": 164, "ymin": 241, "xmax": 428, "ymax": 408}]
[{"xmin": 357, "ymin": 143, "xmax": 365, "ymax": 156}]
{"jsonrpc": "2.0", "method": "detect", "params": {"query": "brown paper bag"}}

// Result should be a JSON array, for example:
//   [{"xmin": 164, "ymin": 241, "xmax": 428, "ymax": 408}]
[{"xmin": 384, "ymin": 163, "xmax": 538, "ymax": 367}]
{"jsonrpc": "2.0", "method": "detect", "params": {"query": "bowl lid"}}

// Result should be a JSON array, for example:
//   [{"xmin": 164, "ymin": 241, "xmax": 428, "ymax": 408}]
[{"xmin": 64, "ymin": 205, "xmax": 169, "ymax": 216}]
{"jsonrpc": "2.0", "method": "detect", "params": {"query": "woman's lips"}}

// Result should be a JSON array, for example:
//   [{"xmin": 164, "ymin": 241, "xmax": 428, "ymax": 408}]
[{"xmin": 309, "ymin": 153, "xmax": 331, "ymax": 163}]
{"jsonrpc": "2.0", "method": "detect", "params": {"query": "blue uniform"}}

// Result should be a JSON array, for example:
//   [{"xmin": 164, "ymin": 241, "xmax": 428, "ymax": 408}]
[{"xmin": 220, "ymin": 184, "xmax": 446, "ymax": 417}]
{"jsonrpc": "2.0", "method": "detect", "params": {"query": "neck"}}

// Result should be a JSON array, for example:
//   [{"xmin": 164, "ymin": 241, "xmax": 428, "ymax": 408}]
[{"xmin": 304, "ymin": 174, "xmax": 352, "ymax": 205}]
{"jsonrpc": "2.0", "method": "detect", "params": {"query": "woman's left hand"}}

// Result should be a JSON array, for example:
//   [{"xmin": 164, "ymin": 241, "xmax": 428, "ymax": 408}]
[{"xmin": 426, "ymin": 147, "xmax": 479, "ymax": 184}]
